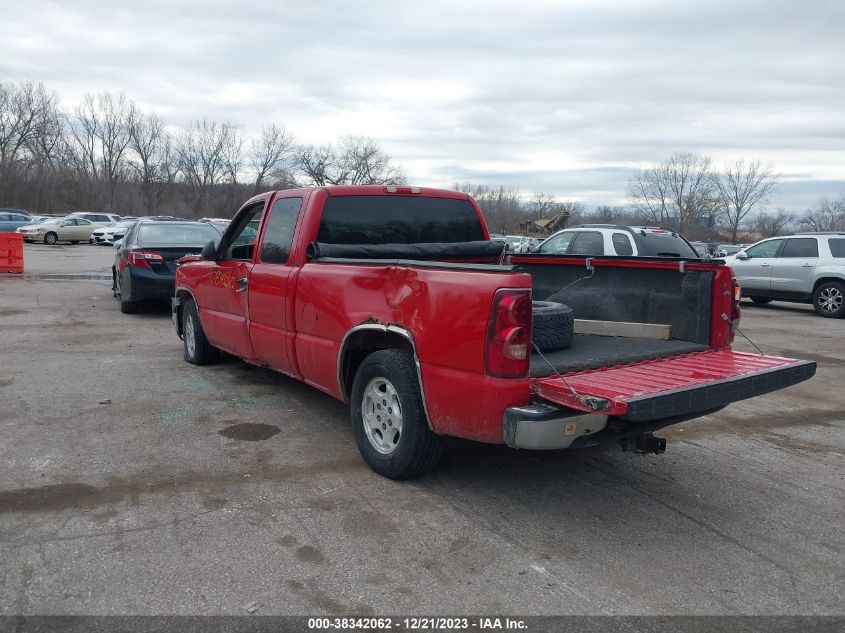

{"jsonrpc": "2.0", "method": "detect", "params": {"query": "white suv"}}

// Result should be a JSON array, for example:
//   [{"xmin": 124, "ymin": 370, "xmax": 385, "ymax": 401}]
[
  {"xmin": 68, "ymin": 212, "xmax": 121, "ymax": 227},
  {"xmin": 536, "ymin": 225, "xmax": 700, "ymax": 258},
  {"xmin": 725, "ymin": 233, "xmax": 845, "ymax": 318}
]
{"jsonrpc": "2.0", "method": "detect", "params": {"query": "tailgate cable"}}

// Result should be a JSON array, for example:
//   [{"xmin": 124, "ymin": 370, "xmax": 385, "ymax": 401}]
[
  {"xmin": 721, "ymin": 313, "xmax": 766, "ymax": 355},
  {"xmin": 531, "ymin": 342, "xmax": 611, "ymax": 412}
]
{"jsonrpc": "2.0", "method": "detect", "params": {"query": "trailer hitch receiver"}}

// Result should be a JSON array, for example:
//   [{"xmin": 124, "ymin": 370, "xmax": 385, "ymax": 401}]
[{"xmin": 619, "ymin": 433, "xmax": 666, "ymax": 455}]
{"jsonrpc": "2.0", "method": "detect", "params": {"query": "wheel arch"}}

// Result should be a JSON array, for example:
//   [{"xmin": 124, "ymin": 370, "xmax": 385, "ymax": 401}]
[
  {"xmin": 812, "ymin": 276, "xmax": 845, "ymax": 295},
  {"xmin": 172, "ymin": 286, "xmax": 199, "ymax": 337},
  {"xmin": 337, "ymin": 324, "xmax": 432, "ymax": 428}
]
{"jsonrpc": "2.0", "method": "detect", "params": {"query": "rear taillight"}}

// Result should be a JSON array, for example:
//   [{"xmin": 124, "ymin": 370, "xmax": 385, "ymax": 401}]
[
  {"xmin": 129, "ymin": 251, "xmax": 164, "ymax": 269},
  {"xmin": 485, "ymin": 288, "xmax": 532, "ymax": 378},
  {"xmin": 728, "ymin": 276, "xmax": 742, "ymax": 343}
]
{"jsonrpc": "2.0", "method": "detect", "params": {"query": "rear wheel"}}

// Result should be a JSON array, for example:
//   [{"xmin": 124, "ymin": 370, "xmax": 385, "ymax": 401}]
[
  {"xmin": 749, "ymin": 296, "xmax": 773, "ymax": 304},
  {"xmin": 351, "ymin": 350, "xmax": 442, "ymax": 479},
  {"xmin": 114, "ymin": 271, "xmax": 139, "ymax": 314},
  {"xmin": 44, "ymin": 232, "xmax": 57, "ymax": 245},
  {"xmin": 813, "ymin": 281, "xmax": 845, "ymax": 318},
  {"xmin": 182, "ymin": 298, "xmax": 221, "ymax": 364}
]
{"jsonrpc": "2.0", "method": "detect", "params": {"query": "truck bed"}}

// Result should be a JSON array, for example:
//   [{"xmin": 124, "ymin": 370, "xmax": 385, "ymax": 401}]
[{"xmin": 530, "ymin": 334, "xmax": 708, "ymax": 377}]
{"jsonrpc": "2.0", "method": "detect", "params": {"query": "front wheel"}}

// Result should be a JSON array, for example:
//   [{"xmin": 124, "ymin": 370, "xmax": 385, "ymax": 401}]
[
  {"xmin": 182, "ymin": 298, "xmax": 221, "ymax": 364},
  {"xmin": 43, "ymin": 232, "xmax": 57, "ymax": 245},
  {"xmin": 351, "ymin": 350, "xmax": 442, "ymax": 479},
  {"xmin": 813, "ymin": 281, "xmax": 845, "ymax": 318}
]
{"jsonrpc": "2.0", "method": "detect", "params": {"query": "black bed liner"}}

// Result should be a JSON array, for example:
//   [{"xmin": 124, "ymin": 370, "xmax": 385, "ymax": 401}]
[{"xmin": 530, "ymin": 334, "xmax": 709, "ymax": 378}]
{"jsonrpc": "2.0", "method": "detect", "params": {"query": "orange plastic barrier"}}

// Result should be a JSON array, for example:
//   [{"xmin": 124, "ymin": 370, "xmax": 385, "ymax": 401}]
[{"xmin": 0, "ymin": 232, "xmax": 24, "ymax": 274}]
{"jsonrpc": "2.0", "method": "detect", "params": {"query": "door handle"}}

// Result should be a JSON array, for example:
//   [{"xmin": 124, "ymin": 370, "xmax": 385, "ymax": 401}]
[
  {"xmin": 761, "ymin": 263, "xmax": 771, "ymax": 267},
  {"xmin": 802, "ymin": 263, "xmax": 814, "ymax": 268},
  {"xmin": 235, "ymin": 277, "xmax": 248, "ymax": 292}
]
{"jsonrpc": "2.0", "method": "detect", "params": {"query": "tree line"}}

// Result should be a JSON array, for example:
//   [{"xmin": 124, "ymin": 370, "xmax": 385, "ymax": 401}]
[
  {"xmin": 2, "ymin": 80, "xmax": 842, "ymax": 238},
  {"xmin": 0, "ymin": 81, "xmax": 404, "ymax": 218}
]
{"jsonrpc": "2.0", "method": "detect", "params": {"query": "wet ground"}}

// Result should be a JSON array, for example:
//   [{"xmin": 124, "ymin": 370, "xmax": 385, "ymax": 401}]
[{"xmin": 0, "ymin": 243, "xmax": 843, "ymax": 615}]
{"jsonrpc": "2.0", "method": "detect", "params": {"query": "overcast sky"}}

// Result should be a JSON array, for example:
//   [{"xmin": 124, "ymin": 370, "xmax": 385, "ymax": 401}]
[{"xmin": 2, "ymin": 0, "xmax": 843, "ymax": 210}]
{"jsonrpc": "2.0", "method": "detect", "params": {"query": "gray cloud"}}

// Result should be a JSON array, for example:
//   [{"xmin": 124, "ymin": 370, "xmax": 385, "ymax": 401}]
[{"xmin": 1, "ymin": 0, "xmax": 843, "ymax": 210}]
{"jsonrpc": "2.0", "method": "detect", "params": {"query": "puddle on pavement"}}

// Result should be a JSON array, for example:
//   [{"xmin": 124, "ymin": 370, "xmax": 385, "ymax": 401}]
[
  {"xmin": 23, "ymin": 273, "xmax": 111, "ymax": 282},
  {"xmin": 218, "ymin": 423, "xmax": 281, "ymax": 441}
]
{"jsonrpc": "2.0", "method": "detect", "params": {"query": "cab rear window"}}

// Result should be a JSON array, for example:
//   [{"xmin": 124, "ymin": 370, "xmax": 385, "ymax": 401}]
[
  {"xmin": 318, "ymin": 196, "xmax": 485, "ymax": 244},
  {"xmin": 635, "ymin": 230, "xmax": 698, "ymax": 258}
]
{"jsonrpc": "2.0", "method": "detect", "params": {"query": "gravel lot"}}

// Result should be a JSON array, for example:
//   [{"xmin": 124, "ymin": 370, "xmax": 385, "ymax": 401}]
[{"xmin": 1, "ymin": 243, "xmax": 843, "ymax": 616}]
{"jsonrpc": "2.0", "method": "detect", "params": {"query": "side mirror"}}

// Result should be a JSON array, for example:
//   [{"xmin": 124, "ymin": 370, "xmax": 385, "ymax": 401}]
[
  {"xmin": 201, "ymin": 240, "xmax": 217, "ymax": 260},
  {"xmin": 735, "ymin": 251, "xmax": 749, "ymax": 260}
]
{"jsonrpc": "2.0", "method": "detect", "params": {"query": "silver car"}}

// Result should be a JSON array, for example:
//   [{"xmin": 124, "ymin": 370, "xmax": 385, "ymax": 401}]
[{"xmin": 726, "ymin": 232, "xmax": 845, "ymax": 317}]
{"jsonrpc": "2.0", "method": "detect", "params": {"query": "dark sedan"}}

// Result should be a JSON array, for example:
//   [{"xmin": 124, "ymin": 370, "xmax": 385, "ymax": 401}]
[{"xmin": 112, "ymin": 221, "xmax": 221, "ymax": 314}]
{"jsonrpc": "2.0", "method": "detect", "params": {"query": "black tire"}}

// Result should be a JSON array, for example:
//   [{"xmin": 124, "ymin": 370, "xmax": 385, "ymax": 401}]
[
  {"xmin": 182, "ymin": 298, "xmax": 221, "ymax": 364},
  {"xmin": 120, "ymin": 299, "xmax": 139, "ymax": 314},
  {"xmin": 351, "ymin": 350, "xmax": 442, "ymax": 479},
  {"xmin": 750, "ymin": 296, "xmax": 773, "ymax": 304},
  {"xmin": 114, "ymin": 271, "xmax": 139, "ymax": 313},
  {"xmin": 532, "ymin": 301, "xmax": 574, "ymax": 351},
  {"xmin": 812, "ymin": 281, "xmax": 845, "ymax": 318},
  {"xmin": 44, "ymin": 232, "xmax": 57, "ymax": 245}
]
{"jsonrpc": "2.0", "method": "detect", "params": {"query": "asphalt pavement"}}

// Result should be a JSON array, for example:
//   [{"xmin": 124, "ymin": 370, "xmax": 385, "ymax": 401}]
[{"xmin": 0, "ymin": 243, "xmax": 843, "ymax": 615}]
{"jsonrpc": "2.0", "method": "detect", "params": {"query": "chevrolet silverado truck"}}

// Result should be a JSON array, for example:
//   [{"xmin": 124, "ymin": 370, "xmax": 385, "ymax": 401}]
[{"xmin": 172, "ymin": 186, "xmax": 815, "ymax": 479}]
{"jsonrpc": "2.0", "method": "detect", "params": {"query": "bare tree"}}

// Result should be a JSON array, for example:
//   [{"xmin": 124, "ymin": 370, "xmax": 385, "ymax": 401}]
[
  {"xmin": 68, "ymin": 92, "xmax": 136, "ymax": 210},
  {"xmin": 754, "ymin": 208, "xmax": 796, "ymax": 238},
  {"xmin": 0, "ymin": 81, "xmax": 62, "ymax": 205},
  {"xmin": 525, "ymin": 192, "xmax": 559, "ymax": 220},
  {"xmin": 222, "ymin": 124, "xmax": 244, "ymax": 185},
  {"xmin": 798, "ymin": 194, "xmax": 845, "ymax": 232},
  {"xmin": 718, "ymin": 159, "xmax": 780, "ymax": 242},
  {"xmin": 628, "ymin": 152, "xmax": 721, "ymax": 231},
  {"xmin": 295, "ymin": 136, "xmax": 404, "ymax": 186},
  {"xmin": 176, "ymin": 119, "xmax": 242, "ymax": 215},
  {"xmin": 455, "ymin": 182, "xmax": 524, "ymax": 233},
  {"xmin": 129, "ymin": 112, "xmax": 167, "ymax": 212},
  {"xmin": 592, "ymin": 204, "xmax": 625, "ymax": 223},
  {"xmin": 251, "ymin": 123, "xmax": 296, "ymax": 190}
]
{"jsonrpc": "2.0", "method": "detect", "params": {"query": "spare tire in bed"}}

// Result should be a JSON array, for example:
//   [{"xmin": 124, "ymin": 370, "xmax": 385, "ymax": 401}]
[{"xmin": 532, "ymin": 301, "xmax": 574, "ymax": 351}]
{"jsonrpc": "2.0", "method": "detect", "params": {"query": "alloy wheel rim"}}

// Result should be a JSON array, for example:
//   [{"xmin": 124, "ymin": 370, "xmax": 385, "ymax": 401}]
[
  {"xmin": 185, "ymin": 314, "xmax": 196, "ymax": 357},
  {"xmin": 820, "ymin": 287, "xmax": 843, "ymax": 313},
  {"xmin": 361, "ymin": 377, "xmax": 403, "ymax": 455}
]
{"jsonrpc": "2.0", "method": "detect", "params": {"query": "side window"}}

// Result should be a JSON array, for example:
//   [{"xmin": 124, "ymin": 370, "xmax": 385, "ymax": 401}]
[
  {"xmin": 780, "ymin": 238, "xmax": 818, "ymax": 258},
  {"xmin": 260, "ymin": 197, "xmax": 303, "ymax": 264},
  {"xmin": 78, "ymin": 219, "xmax": 92, "ymax": 226},
  {"xmin": 0, "ymin": 214, "xmax": 9, "ymax": 221},
  {"xmin": 611, "ymin": 232, "xmax": 634, "ymax": 256},
  {"xmin": 569, "ymin": 231, "xmax": 604, "ymax": 256},
  {"xmin": 829, "ymin": 239, "xmax": 845, "ymax": 258},
  {"xmin": 222, "ymin": 203, "xmax": 265, "ymax": 260},
  {"xmin": 538, "ymin": 232, "xmax": 575, "ymax": 254},
  {"xmin": 745, "ymin": 239, "xmax": 782, "ymax": 258}
]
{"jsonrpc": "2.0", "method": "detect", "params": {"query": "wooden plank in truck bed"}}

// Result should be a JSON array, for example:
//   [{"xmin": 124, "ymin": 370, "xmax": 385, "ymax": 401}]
[{"xmin": 574, "ymin": 319, "xmax": 672, "ymax": 340}]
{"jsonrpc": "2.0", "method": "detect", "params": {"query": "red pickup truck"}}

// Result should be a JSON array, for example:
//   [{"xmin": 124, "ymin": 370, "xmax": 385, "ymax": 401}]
[{"xmin": 172, "ymin": 186, "xmax": 815, "ymax": 478}]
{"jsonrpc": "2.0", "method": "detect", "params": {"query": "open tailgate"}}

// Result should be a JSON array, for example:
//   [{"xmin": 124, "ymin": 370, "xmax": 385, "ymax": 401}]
[{"xmin": 532, "ymin": 350, "xmax": 816, "ymax": 422}]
